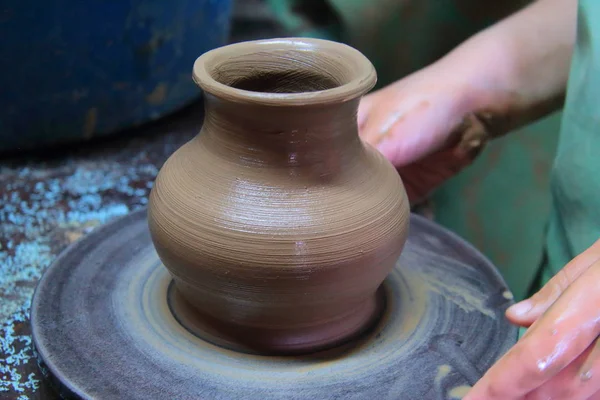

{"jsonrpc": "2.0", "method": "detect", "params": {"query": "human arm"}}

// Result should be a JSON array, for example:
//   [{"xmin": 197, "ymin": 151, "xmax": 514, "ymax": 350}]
[
  {"xmin": 438, "ymin": 0, "xmax": 577, "ymax": 138},
  {"xmin": 358, "ymin": 0, "xmax": 577, "ymax": 203}
]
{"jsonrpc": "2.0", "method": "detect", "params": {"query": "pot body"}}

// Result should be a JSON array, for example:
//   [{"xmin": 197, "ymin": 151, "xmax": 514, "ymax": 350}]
[{"xmin": 148, "ymin": 38, "xmax": 410, "ymax": 354}]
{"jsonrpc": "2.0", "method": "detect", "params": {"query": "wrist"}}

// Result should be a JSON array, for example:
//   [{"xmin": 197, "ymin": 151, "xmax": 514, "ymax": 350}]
[{"xmin": 435, "ymin": 0, "xmax": 575, "ymax": 137}]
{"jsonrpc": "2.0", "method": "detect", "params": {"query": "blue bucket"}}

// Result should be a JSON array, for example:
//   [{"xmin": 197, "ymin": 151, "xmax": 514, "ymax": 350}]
[{"xmin": 0, "ymin": 0, "xmax": 233, "ymax": 152}]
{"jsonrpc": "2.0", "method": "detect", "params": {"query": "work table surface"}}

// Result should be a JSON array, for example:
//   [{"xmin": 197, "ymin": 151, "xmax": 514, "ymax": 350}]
[{"xmin": 0, "ymin": 103, "xmax": 203, "ymax": 399}]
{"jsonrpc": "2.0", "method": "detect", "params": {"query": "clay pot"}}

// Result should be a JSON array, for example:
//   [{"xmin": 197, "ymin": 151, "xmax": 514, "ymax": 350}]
[{"xmin": 148, "ymin": 38, "xmax": 410, "ymax": 355}]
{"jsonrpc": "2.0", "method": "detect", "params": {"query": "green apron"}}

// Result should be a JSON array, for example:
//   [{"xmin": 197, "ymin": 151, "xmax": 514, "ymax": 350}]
[{"xmin": 539, "ymin": 0, "xmax": 600, "ymax": 290}]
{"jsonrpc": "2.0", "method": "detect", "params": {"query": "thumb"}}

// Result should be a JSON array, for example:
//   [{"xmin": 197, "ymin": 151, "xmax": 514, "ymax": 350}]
[
  {"xmin": 357, "ymin": 92, "xmax": 375, "ymax": 132},
  {"xmin": 506, "ymin": 239, "xmax": 600, "ymax": 327}
]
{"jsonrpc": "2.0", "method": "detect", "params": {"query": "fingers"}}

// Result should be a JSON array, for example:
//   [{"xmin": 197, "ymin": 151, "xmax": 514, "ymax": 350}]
[
  {"xmin": 357, "ymin": 79, "xmax": 483, "ymax": 203},
  {"xmin": 357, "ymin": 65, "xmax": 479, "ymax": 169},
  {"xmin": 361, "ymin": 95, "xmax": 462, "ymax": 167},
  {"xmin": 372, "ymin": 100, "xmax": 446, "ymax": 167},
  {"xmin": 523, "ymin": 337, "xmax": 600, "ymax": 400},
  {"xmin": 357, "ymin": 91, "xmax": 375, "ymax": 130},
  {"xmin": 359, "ymin": 87, "xmax": 419, "ymax": 148},
  {"xmin": 506, "ymin": 238, "xmax": 600, "ymax": 327},
  {"xmin": 465, "ymin": 260, "xmax": 600, "ymax": 400}
]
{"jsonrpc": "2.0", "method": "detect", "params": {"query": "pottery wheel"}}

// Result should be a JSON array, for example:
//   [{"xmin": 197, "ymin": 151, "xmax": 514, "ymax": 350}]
[{"xmin": 31, "ymin": 209, "xmax": 517, "ymax": 400}]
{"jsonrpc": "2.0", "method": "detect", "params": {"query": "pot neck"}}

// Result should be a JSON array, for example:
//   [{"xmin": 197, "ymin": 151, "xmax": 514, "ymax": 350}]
[{"xmin": 201, "ymin": 94, "xmax": 363, "ymax": 173}]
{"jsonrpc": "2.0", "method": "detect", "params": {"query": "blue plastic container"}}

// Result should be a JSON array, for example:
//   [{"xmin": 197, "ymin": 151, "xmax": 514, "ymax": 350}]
[{"xmin": 0, "ymin": 0, "xmax": 233, "ymax": 152}]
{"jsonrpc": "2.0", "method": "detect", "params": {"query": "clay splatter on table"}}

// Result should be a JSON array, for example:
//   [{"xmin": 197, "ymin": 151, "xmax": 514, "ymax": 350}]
[
  {"xmin": 0, "ymin": 103, "xmax": 202, "ymax": 399},
  {"xmin": 448, "ymin": 384, "xmax": 472, "ymax": 399}
]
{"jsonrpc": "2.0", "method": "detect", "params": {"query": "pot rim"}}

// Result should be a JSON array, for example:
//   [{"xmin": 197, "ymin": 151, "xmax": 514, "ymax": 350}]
[{"xmin": 192, "ymin": 38, "xmax": 377, "ymax": 106}]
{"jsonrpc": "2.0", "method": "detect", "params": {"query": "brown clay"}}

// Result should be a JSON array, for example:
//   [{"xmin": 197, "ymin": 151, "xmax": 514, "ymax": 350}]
[{"xmin": 147, "ymin": 38, "xmax": 410, "ymax": 355}]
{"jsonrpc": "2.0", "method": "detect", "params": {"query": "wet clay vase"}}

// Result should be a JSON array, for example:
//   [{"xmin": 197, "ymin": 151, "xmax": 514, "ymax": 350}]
[{"xmin": 148, "ymin": 38, "xmax": 410, "ymax": 355}]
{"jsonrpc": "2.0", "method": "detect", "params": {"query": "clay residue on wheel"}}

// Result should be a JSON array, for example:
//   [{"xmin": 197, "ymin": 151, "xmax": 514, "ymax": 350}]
[
  {"xmin": 448, "ymin": 384, "xmax": 472, "ymax": 399},
  {"xmin": 435, "ymin": 364, "xmax": 452, "ymax": 385},
  {"xmin": 421, "ymin": 275, "xmax": 495, "ymax": 319}
]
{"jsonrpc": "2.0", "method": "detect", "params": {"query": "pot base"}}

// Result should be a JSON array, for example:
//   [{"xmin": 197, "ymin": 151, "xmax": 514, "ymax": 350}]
[
  {"xmin": 168, "ymin": 282, "xmax": 386, "ymax": 355},
  {"xmin": 31, "ymin": 209, "xmax": 518, "ymax": 400}
]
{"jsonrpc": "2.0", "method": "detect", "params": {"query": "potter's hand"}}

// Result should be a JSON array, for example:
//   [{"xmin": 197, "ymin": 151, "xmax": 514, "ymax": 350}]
[
  {"xmin": 358, "ymin": 0, "xmax": 575, "ymax": 205},
  {"xmin": 465, "ymin": 239, "xmax": 600, "ymax": 400},
  {"xmin": 358, "ymin": 65, "xmax": 490, "ymax": 205}
]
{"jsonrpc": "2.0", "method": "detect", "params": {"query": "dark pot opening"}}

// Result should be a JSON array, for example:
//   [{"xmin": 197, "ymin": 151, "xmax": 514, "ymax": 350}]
[
  {"xmin": 228, "ymin": 70, "xmax": 340, "ymax": 94},
  {"xmin": 210, "ymin": 48, "xmax": 347, "ymax": 94}
]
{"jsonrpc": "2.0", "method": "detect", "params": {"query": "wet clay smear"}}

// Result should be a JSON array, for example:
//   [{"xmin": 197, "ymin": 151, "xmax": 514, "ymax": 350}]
[{"xmin": 448, "ymin": 384, "xmax": 472, "ymax": 399}]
